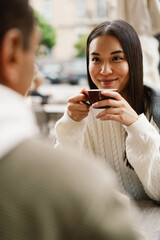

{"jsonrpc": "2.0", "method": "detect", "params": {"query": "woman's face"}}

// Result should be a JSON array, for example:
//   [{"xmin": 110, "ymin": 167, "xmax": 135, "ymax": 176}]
[{"xmin": 89, "ymin": 34, "xmax": 129, "ymax": 97}]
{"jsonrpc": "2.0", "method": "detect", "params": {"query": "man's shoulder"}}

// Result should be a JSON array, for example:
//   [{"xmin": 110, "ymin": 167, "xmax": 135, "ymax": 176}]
[
  {"xmin": 1, "ymin": 137, "xmax": 58, "ymax": 162},
  {"xmin": 1, "ymin": 136, "xmax": 115, "ymax": 189},
  {"xmin": 0, "ymin": 136, "xmax": 117, "ymax": 218},
  {"xmin": 0, "ymin": 137, "xmax": 143, "ymax": 240}
]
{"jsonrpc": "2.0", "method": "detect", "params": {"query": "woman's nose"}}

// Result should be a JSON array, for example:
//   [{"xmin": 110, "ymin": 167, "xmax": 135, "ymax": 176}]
[{"xmin": 100, "ymin": 62, "xmax": 113, "ymax": 75}]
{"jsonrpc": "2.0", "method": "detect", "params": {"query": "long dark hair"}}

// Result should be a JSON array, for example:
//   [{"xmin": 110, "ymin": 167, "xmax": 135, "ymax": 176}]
[{"xmin": 86, "ymin": 20, "xmax": 144, "ymax": 115}]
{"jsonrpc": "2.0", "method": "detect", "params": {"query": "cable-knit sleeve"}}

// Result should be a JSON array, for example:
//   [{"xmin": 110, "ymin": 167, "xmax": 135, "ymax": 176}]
[
  {"xmin": 124, "ymin": 113, "xmax": 160, "ymax": 201},
  {"xmin": 54, "ymin": 109, "xmax": 89, "ymax": 151}
]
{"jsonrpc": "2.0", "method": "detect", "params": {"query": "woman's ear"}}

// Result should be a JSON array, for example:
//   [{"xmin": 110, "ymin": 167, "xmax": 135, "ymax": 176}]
[{"xmin": 0, "ymin": 29, "xmax": 24, "ymax": 87}]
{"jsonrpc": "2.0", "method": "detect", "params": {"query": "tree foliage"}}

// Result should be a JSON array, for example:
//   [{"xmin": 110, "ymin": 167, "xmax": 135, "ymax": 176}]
[
  {"xmin": 74, "ymin": 34, "xmax": 88, "ymax": 58},
  {"xmin": 34, "ymin": 11, "xmax": 56, "ymax": 49}
]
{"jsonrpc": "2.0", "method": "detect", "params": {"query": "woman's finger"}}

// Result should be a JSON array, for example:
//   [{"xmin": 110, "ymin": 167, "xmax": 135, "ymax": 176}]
[
  {"xmin": 68, "ymin": 102, "xmax": 90, "ymax": 113},
  {"xmin": 96, "ymin": 107, "xmax": 122, "ymax": 119},
  {"xmin": 92, "ymin": 98, "xmax": 122, "ymax": 109},
  {"xmin": 68, "ymin": 93, "xmax": 87, "ymax": 104},
  {"xmin": 101, "ymin": 89, "xmax": 121, "ymax": 100}
]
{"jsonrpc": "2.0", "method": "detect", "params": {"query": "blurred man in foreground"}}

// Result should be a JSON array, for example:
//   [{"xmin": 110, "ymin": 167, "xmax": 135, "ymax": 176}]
[{"xmin": 0, "ymin": 0, "xmax": 144, "ymax": 239}]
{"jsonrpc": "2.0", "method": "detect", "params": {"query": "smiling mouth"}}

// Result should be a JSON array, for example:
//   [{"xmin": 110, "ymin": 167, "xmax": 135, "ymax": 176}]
[{"xmin": 99, "ymin": 78, "xmax": 118, "ymax": 83}]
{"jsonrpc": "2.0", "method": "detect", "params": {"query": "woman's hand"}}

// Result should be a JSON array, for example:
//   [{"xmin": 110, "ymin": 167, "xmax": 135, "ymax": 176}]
[
  {"xmin": 67, "ymin": 90, "xmax": 90, "ymax": 122},
  {"xmin": 92, "ymin": 90, "xmax": 139, "ymax": 126}
]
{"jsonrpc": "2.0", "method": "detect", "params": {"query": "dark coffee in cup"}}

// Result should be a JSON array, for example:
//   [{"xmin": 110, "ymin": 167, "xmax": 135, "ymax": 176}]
[{"xmin": 83, "ymin": 89, "xmax": 117, "ymax": 109}]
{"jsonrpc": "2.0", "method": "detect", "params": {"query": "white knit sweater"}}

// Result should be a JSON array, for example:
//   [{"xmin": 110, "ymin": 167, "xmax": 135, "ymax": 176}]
[{"xmin": 54, "ymin": 107, "xmax": 160, "ymax": 201}]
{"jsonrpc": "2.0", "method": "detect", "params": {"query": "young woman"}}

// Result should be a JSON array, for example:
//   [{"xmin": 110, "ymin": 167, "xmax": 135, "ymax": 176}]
[{"xmin": 54, "ymin": 20, "xmax": 160, "ymax": 201}]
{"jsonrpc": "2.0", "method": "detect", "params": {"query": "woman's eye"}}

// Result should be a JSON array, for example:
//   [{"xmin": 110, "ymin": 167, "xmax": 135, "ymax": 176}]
[
  {"xmin": 92, "ymin": 57, "xmax": 100, "ymax": 62},
  {"xmin": 112, "ymin": 56, "xmax": 123, "ymax": 61}
]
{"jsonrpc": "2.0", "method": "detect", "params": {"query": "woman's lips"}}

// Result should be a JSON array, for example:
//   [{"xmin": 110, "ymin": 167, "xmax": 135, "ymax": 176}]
[{"xmin": 99, "ymin": 78, "xmax": 118, "ymax": 85}]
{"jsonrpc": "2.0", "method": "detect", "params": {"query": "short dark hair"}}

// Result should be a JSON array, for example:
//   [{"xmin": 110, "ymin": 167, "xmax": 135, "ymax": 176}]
[
  {"xmin": 86, "ymin": 20, "xmax": 144, "ymax": 114},
  {"xmin": 0, "ymin": 0, "xmax": 35, "ymax": 49}
]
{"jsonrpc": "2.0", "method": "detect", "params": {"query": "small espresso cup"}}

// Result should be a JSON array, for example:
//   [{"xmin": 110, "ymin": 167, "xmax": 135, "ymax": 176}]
[{"xmin": 83, "ymin": 89, "xmax": 117, "ymax": 109}]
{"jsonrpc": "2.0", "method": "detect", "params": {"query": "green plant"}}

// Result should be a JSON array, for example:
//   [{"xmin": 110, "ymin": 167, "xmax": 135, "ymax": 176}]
[
  {"xmin": 34, "ymin": 11, "xmax": 56, "ymax": 49},
  {"xmin": 74, "ymin": 34, "xmax": 88, "ymax": 58}
]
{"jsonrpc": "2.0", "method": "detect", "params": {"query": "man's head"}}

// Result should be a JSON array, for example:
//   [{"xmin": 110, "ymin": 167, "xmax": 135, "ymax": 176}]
[{"xmin": 0, "ymin": 0, "xmax": 40, "ymax": 95}]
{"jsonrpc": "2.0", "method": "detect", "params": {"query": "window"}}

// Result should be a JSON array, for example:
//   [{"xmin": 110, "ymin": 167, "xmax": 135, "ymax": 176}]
[
  {"xmin": 42, "ymin": 0, "xmax": 53, "ymax": 20},
  {"xmin": 76, "ymin": 0, "xmax": 86, "ymax": 17},
  {"xmin": 97, "ymin": 0, "xmax": 107, "ymax": 18}
]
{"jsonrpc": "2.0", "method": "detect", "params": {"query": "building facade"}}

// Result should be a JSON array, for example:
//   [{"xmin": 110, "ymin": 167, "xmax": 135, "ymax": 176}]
[{"xmin": 29, "ymin": 0, "xmax": 117, "ymax": 61}]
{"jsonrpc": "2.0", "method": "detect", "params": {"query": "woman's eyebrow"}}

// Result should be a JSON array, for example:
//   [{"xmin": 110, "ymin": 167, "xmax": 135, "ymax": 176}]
[
  {"xmin": 111, "ymin": 50, "xmax": 124, "ymax": 55},
  {"xmin": 90, "ymin": 52, "xmax": 100, "ymax": 55},
  {"xmin": 90, "ymin": 50, "xmax": 124, "ymax": 56}
]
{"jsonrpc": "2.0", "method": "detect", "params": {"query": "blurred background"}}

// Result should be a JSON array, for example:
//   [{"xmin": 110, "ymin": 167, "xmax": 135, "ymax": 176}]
[{"xmin": 28, "ymin": 0, "xmax": 160, "ymax": 139}]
